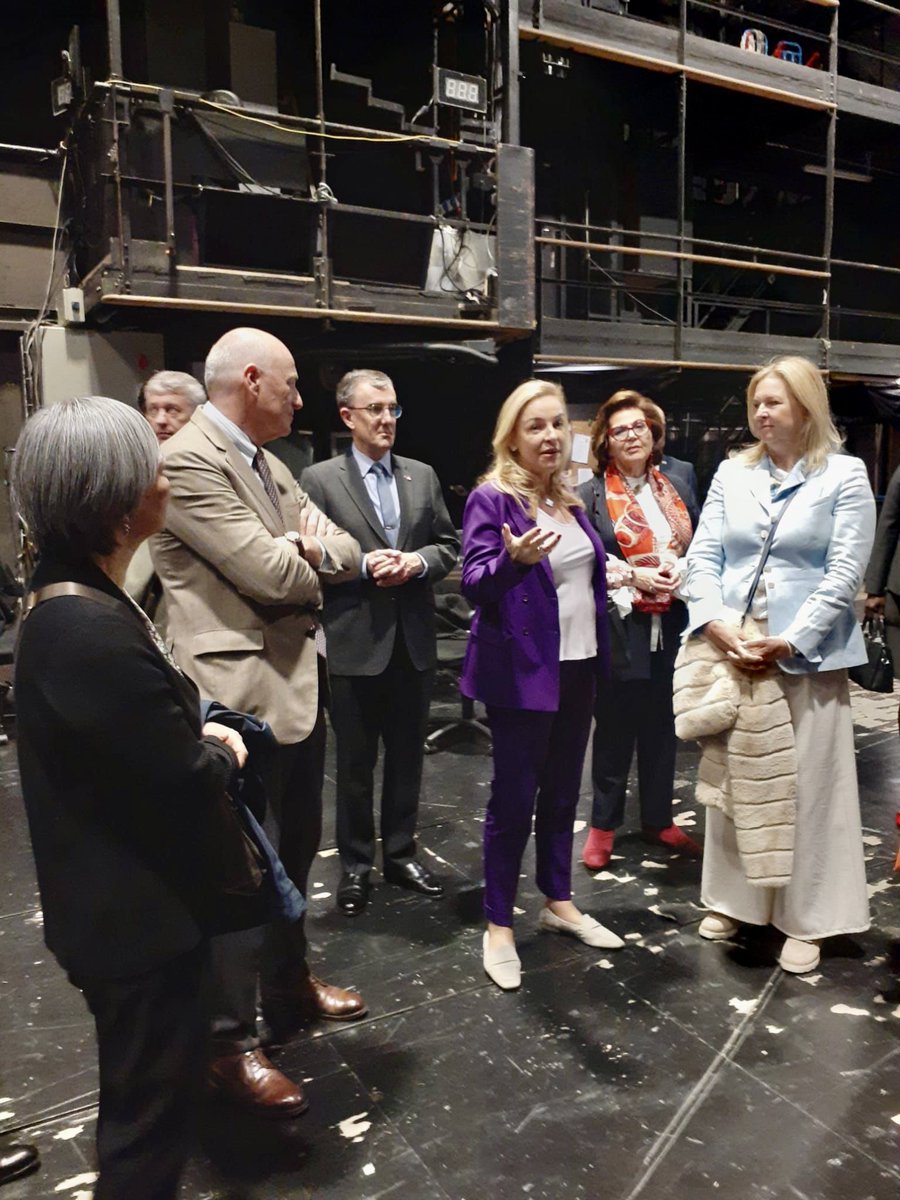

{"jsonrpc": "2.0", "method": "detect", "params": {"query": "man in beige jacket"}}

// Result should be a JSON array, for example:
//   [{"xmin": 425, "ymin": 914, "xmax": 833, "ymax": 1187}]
[{"xmin": 153, "ymin": 327, "xmax": 366, "ymax": 1119}]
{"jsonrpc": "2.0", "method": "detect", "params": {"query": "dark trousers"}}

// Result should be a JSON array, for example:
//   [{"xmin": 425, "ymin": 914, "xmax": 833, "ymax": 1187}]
[
  {"xmin": 330, "ymin": 634, "xmax": 434, "ymax": 873},
  {"xmin": 590, "ymin": 653, "xmax": 677, "ymax": 831},
  {"xmin": 73, "ymin": 943, "xmax": 207, "ymax": 1200},
  {"xmin": 484, "ymin": 659, "xmax": 595, "ymax": 927},
  {"xmin": 209, "ymin": 707, "xmax": 325, "ymax": 1053}
]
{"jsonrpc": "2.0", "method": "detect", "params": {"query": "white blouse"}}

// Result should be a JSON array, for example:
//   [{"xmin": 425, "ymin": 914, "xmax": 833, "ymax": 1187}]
[{"xmin": 537, "ymin": 510, "xmax": 598, "ymax": 662}]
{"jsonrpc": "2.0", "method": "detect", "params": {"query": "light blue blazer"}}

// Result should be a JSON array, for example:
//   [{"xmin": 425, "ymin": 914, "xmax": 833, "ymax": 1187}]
[{"xmin": 685, "ymin": 451, "xmax": 875, "ymax": 674}]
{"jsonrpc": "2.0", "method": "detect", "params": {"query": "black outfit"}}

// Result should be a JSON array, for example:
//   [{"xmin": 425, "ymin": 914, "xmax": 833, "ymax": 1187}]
[
  {"xmin": 15, "ymin": 557, "xmax": 239, "ymax": 1200},
  {"xmin": 579, "ymin": 456, "xmax": 700, "ymax": 831},
  {"xmin": 864, "ymin": 464, "xmax": 900, "ymax": 674}
]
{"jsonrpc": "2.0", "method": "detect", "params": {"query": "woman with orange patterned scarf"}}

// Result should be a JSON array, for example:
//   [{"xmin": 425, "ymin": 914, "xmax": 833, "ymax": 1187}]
[{"xmin": 578, "ymin": 390, "xmax": 703, "ymax": 870}]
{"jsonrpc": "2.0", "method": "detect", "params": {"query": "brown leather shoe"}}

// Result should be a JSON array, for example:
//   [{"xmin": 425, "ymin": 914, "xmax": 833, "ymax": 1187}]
[
  {"xmin": 207, "ymin": 1049, "xmax": 309, "ymax": 1118},
  {"xmin": 296, "ymin": 974, "xmax": 368, "ymax": 1021}
]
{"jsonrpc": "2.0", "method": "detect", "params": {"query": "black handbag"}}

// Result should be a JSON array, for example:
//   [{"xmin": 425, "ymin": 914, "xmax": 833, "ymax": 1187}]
[{"xmin": 849, "ymin": 615, "xmax": 894, "ymax": 693}]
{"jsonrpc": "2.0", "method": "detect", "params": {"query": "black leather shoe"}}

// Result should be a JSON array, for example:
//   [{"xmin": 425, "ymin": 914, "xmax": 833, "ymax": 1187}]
[
  {"xmin": 336, "ymin": 870, "xmax": 370, "ymax": 916},
  {"xmin": 383, "ymin": 859, "xmax": 444, "ymax": 897},
  {"xmin": 0, "ymin": 1142, "xmax": 39, "ymax": 1185}
]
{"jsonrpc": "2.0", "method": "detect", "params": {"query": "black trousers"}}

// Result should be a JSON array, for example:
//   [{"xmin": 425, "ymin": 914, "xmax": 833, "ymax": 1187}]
[
  {"xmin": 330, "ymin": 634, "xmax": 434, "ymax": 874},
  {"xmin": 590, "ymin": 652, "xmax": 678, "ymax": 831},
  {"xmin": 208, "ymin": 705, "xmax": 325, "ymax": 1054},
  {"xmin": 73, "ymin": 943, "xmax": 207, "ymax": 1200}
]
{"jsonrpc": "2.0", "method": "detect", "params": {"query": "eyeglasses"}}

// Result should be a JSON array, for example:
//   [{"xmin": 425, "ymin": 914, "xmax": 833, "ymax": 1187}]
[
  {"xmin": 608, "ymin": 419, "xmax": 650, "ymax": 442},
  {"xmin": 344, "ymin": 403, "xmax": 403, "ymax": 419}
]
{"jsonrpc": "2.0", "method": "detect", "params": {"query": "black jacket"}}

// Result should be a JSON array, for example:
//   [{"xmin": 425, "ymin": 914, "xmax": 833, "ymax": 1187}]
[
  {"xmin": 578, "ymin": 456, "xmax": 700, "ymax": 681},
  {"xmin": 15, "ymin": 556, "xmax": 238, "ymax": 980}
]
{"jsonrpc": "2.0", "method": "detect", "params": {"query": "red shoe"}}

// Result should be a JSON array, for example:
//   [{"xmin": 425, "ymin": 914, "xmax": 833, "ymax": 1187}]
[
  {"xmin": 582, "ymin": 827, "xmax": 615, "ymax": 870},
  {"xmin": 642, "ymin": 824, "xmax": 702, "ymax": 855}
]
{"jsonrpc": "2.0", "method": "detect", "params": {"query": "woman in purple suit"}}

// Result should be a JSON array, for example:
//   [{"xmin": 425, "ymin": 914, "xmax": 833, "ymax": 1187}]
[{"xmin": 460, "ymin": 380, "xmax": 624, "ymax": 991}]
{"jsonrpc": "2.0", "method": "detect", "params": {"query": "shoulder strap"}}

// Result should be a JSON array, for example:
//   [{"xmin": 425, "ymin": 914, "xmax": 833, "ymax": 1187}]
[
  {"xmin": 741, "ymin": 486, "xmax": 801, "ymax": 623},
  {"xmin": 24, "ymin": 581, "xmax": 123, "ymax": 617}
]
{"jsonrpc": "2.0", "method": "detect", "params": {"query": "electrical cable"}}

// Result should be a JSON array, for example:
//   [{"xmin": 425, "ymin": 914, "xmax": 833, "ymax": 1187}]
[
  {"xmin": 22, "ymin": 144, "xmax": 70, "ymax": 417},
  {"xmin": 586, "ymin": 251, "xmax": 677, "ymax": 325}
]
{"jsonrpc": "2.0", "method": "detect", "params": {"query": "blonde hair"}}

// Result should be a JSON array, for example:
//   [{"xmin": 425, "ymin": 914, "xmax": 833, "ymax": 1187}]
[
  {"xmin": 479, "ymin": 379, "xmax": 582, "ymax": 517},
  {"xmin": 738, "ymin": 355, "xmax": 842, "ymax": 473}
]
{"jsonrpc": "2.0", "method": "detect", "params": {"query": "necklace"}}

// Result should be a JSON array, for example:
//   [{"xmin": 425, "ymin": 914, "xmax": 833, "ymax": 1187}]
[{"xmin": 542, "ymin": 496, "xmax": 555, "ymax": 508}]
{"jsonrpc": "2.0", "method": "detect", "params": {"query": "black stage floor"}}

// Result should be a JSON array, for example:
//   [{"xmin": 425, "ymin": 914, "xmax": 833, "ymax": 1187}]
[{"xmin": 1, "ymin": 680, "xmax": 898, "ymax": 1200}]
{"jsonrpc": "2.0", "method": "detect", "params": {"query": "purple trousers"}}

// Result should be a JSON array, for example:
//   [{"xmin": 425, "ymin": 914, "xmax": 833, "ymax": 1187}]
[{"xmin": 483, "ymin": 658, "xmax": 596, "ymax": 927}]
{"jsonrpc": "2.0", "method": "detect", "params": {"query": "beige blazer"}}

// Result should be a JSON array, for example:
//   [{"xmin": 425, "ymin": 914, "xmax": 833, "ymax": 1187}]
[{"xmin": 151, "ymin": 408, "xmax": 361, "ymax": 744}]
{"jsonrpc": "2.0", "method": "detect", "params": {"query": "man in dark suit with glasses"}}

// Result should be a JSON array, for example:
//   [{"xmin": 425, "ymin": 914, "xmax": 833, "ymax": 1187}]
[{"xmin": 303, "ymin": 370, "xmax": 460, "ymax": 916}]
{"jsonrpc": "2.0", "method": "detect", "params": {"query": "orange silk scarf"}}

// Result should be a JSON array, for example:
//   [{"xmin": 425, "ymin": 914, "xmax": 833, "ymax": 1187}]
[{"xmin": 604, "ymin": 464, "xmax": 693, "ymax": 613}]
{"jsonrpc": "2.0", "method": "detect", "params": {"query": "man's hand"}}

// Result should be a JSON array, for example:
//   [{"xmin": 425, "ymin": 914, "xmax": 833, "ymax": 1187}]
[
  {"xmin": 367, "ymin": 549, "xmax": 422, "ymax": 587},
  {"xmin": 298, "ymin": 536, "xmax": 323, "ymax": 568},
  {"xmin": 865, "ymin": 594, "xmax": 886, "ymax": 618},
  {"xmin": 276, "ymin": 533, "xmax": 324, "ymax": 569},
  {"xmin": 298, "ymin": 504, "xmax": 336, "ymax": 539}
]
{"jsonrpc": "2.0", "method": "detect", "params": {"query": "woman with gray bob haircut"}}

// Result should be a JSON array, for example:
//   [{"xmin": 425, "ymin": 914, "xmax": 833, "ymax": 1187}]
[
  {"xmin": 15, "ymin": 395, "xmax": 159, "ymax": 558},
  {"xmin": 13, "ymin": 395, "xmax": 249, "ymax": 1200}
]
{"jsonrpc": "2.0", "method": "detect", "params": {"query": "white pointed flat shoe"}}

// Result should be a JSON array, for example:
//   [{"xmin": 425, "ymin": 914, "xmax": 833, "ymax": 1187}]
[
  {"xmin": 779, "ymin": 937, "xmax": 820, "ymax": 974},
  {"xmin": 698, "ymin": 912, "xmax": 740, "ymax": 941},
  {"xmin": 482, "ymin": 931, "xmax": 521, "ymax": 990},
  {"xmin": 538, "ymin": 908, "xmax": 624, "ymax": 950}
]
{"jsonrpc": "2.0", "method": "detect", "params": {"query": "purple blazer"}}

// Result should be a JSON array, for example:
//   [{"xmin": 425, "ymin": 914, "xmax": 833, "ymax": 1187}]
[{"xmin": 459, "ymin": 483, "xmax": 610, "ymax": 712}]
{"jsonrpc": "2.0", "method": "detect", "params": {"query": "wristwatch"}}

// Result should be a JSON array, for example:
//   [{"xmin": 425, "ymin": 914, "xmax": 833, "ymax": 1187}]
[{"xmin": 284, "ymin": 531, "xmax": 305, "ymax": 557}]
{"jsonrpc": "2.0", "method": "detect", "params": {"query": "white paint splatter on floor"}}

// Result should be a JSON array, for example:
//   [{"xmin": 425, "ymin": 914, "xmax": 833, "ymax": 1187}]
[
  {"xmin": 643, "ymin": 887, "xmax": 659, "ymax": 896},
  {"xmin": 362, "ymin": 1163, "xmax": 375, "ymax": 1176},
  {"xmin": 892, "ymin": 1114, "xmax": 900, "ymax": 1127},
  {"xmin": 53, "ymin": 1126, "xmax": 84, "ymax": 1141},
  {"xmin": 422, "ymin": 847, "xmax": 451, "ymax": 867},
  {"xmin": 572, "ymin": 819, "xmax": 586, "ymax": 833},
  {"xmin": 867, "ymin": 878, "xmax": 893, "ymax": 898},
  {"xmin": 641, "ymin": 860, "xmax": 667, "ymax": 870},
  {"xmin": 54, "ymin": 1174, "xmax": 98, "ymax": 1193},
  {"xmin": 799, "ymin": 974, "xmax": 823, "ymax": 986},
  {"xmin": 311, "ymin": 892, "xmax": 332, "ymax": 900},
  {"xmin": 595, "ymin": 959, "xmax": 614, "ymax": 969},
  {"xmin": 592, "ymin": 871, "xmax": 636, "ymax": 884},
  {"xmin": 673, "ymin": 811, "xmax": 697, "ymax": 827},
  {"xmin": 338, "ymin": 1112, "xmax": 372, "ymax": 1139},
  {"xmin": 861, "ymin": 834, "xmax": 883, "ymax": 846},
  {"xmin": 765, "ymin": 1024, "xmax": 784, "ymax": 1034},
  {"xmin": 729, "ymin": 997, "xmax": 759, "ymax": 1015},
  {"xmin": 830, "ymin": 1004, "xmax": 869, "ymax": 1018},
  {"xmin": 317, "ymin": 847, "xmax": 339, "ymax": 857}
]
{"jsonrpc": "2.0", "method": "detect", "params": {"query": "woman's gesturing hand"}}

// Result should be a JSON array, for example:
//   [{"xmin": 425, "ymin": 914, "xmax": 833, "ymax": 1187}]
[{"xmin": 502, "ymin": 522, "xmax": 561, "ymax": 565}]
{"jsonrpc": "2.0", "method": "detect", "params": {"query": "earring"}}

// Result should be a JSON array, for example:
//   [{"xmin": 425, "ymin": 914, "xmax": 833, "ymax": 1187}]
[{"xmin": 122, "ymin": 516, "xmax": 132, "ymax": 537}]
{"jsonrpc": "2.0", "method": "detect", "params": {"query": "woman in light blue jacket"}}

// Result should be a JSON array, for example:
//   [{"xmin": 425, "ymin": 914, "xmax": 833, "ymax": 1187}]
[{"xmin": 685, "ymin": 355, "xmax": 875, "ymax": 974}]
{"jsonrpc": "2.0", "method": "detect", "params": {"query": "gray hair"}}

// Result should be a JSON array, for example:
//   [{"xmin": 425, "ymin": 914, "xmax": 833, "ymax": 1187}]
[
  {"xmin": 335, "ymin": 369, "xmax": 394, "ymax": 411},
  {"xmin": 12, "ymin": 396, "xmax": 159, "ymax": 560},
  {"xmin": 139, "ymin": 369, "xmax": 205, "ymax": 411},
  {"xmin": 204, "ymin": 327, "xmax": 282, "ymax": 397}
]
